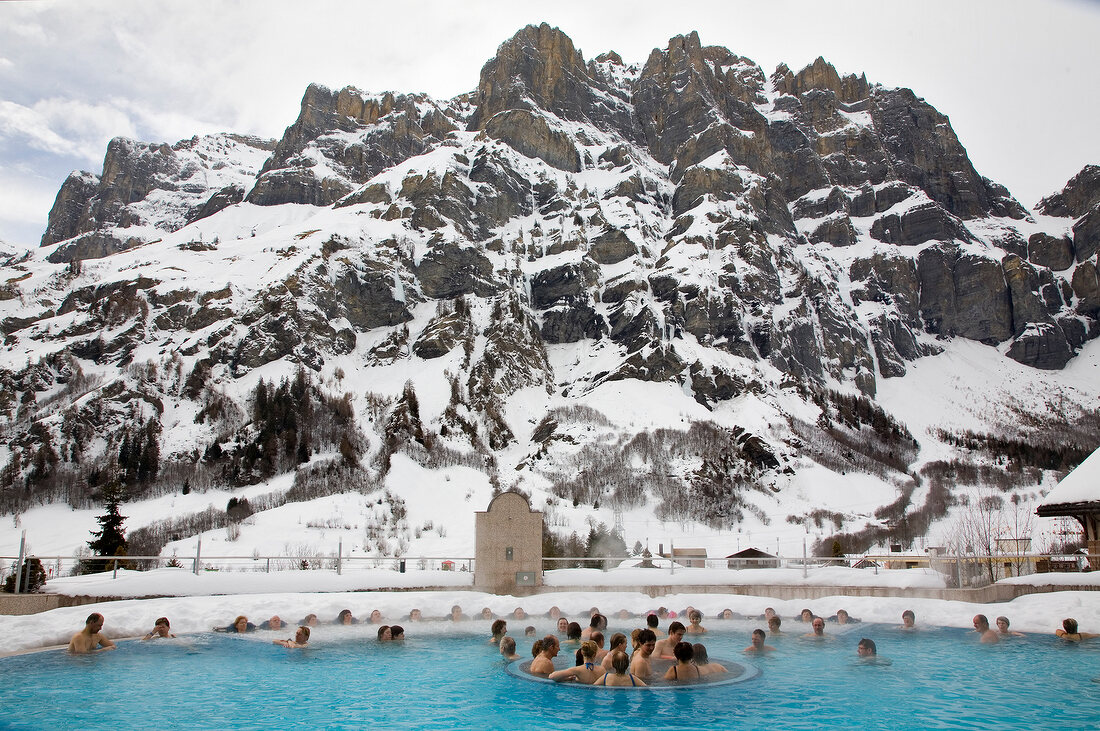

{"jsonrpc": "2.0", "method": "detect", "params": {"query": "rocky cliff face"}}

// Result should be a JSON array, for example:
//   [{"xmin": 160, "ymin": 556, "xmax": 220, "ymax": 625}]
[{"xmin": 5, "ymin": 26, "xmax": 1099, "ymax": 538}]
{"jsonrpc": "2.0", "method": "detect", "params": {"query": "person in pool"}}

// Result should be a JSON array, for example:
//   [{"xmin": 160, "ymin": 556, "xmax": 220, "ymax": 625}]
[
  {"xmin": 685, "ymin": 609, "xmax": 706, "ymax": 634},
  {"xmin": 588, "ymin": 631, "xmax": 608, "ymax": 663},
  {"xmin": 408, "ymin": 609, "xmax": 423, "ymax": 622},
  {"xmin": 390, "ymin": 625, "xmax": 405, "ymax": 640},
  {"xmin": 450, "ymin": 605, "xmax": 467, "ymax": 622},
  {"xmin": 693, "ymin": 643, "xmax": 727, "ymax": 676},
  {"xmin": 511, "ymin": 607, "xmax": 527, "ymax": 620},
  {"xmin": 581, "ymin": 613, "xmax": 607, "ymax": 640},
  {"xmin": 69, "ymin": 613, "xmax": 116, "ymax": 654},
  {"xmin": 300, "ymin": 614, "xmax": 319, "ymax": 627},
  {"xmin": 1056, "ymin": 618, "xmax": 1099, "ymax": 642},
  {"xmin": 274, "ymin": 626, "xmax": 310, "ymax": 648},
  {"xmin": 556, "ymin": 617, "xmax": 569, "ymax": 635},
  {"xmin": 220, "ymin": 615, "xmax": 256, "ymax": 633},
  {"xmin": 653, "ymin": 621, "xmax": 686, "ymax": 658},
  {"xmin": 803, "ymin": 617, "xmax": 828, "ymax": 640},
  {"xmin": 996, "ymin": 616, "xmax": 1024, "ymax": 638},
  {"xmin": 856, "ymin": 638, "xmax": 877, "ymax": 658},
  {"xmin": 720, "ymin": 608, "xmax": 737, "ymax": 620},
  {"xmin": 768, "ymin": 615, "xmax": 783, "ymax": 635},
  {"xmin": 831, "ymin": 609, "xmax": 859, "ymax": 624},
  {"xmin": 368, "ymin": 610, "xmax": 383, "ymax": 624},
  {"xmin": 142, "ymin": 617, "xmax": 175, "ymax": 640},
  {"xmin": 630, "ymin": 629, "xmax": 657, "ymax": 680},
  {"xmin": 529, "ymin": 635, "xmax": 559, "ymax": 676},
  {"xmin": 664, "ymin": 641, "xmax": 702, "ymax": 682},
  {"xmin": 377, "ymin": 625, "xmax": 392, "ymax": 641},
  {"xmin": 799, "ymin": 608, "xmax": 815, "ymax": 623},
  {"xmin": 479, "ymin": 607, "xmax": 494, "ymax": 620},
  {"xmin": 972, "ymin": 615, "xmax": 1000, "ymax": 643},
  {"xmin": 594, "ymin": 650, "xmax": 646, "ymax": 687},
  {"xmin": 499, "ymin": 636, "xmax": 520, "ymax": 661},
  {"xmin": 900, "ymin": 610, "xmax": 916, "ymax": 630},
  {"xmin": 601, "ymin": 633, "xmax": 629, "ymax": 671},
  {"xmin": 547, "ymin": 606, "xmax": 562, "ymax": 620},
  {"xmin": 490, "ymin": 619, "xmax": 508, "ymax": 644},
  {"xmin": 259, "ymin": 616, "xmax": 284, "ymax": 631},
  {"xmin": 744, "ymin": 628, "xmax": 775, "ymax": 653},
  {"xmin": 524, "ymin": 626, "xmax": 536, "ymax": 637},
  {"xmin": 564, "ymin": 622, "xmax": 583, "ymax": 645},
  {"xmin": 646, "ymin": 613, "xmax": 665, "ymax": 638},
  {"xmin": 336, "ymin": 609, "xmax": 358, "ymax": 625},
  {"xmin": 549, "ymin": 640, "xmax": 604, "ymax": 684}
]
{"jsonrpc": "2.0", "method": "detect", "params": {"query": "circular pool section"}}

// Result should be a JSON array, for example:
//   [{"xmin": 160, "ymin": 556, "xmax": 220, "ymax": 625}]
[{"xmin": 506, "ymin": 656, "xmax": 759, "ymax": 689}]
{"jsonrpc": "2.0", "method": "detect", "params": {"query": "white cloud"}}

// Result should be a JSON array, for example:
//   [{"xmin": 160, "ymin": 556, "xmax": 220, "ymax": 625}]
[{"xmin": 0, "ymin": 97, "xmax": 137, "ymax": 163}]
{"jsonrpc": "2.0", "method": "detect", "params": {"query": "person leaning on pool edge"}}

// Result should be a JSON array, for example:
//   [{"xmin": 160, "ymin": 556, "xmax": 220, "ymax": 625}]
[
  {"xmin": 1056, "ymin": 618, "xmax": 1099, "ymax": 642},
  {"xmin": 274, "ymin": 626, "xmax": 310, "ymax": 648},
  {"xmin": 69, "ymin": 612, "xmax": 116, "ymax": 654},
  {"xmin": 142, "ymin": 616, "xmax": 175, "ymax": 640}
]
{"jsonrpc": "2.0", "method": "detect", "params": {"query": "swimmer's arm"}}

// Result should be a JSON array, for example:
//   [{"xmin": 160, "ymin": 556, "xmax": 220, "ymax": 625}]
[
  {"xmin": 662, "ymin": 665, "xmax": 677, "ymax": 681},
  {"xmin": 98, "ymin": 634, "xmax": 116, "ymax": 650},
  {"xmin": 549, "ymin": 667, "xmax": 578, "ymax": 682},
  {"xmin": 593, "ymin": 674, "xmax": 607, "ymax": 686},
  {"xmin": 1080, "ymin": 632, "xmax": 1100, "ymax": 640},
  {"xmin": 632, "ymin": 674, "xmax": 647, "ymax": 687}
]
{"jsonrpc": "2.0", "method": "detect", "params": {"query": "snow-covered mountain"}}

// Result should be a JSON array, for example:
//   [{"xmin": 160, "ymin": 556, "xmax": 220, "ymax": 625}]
[{"xmin": 2, "ymin": 25, "xmax": 1098, "ymax": 562}]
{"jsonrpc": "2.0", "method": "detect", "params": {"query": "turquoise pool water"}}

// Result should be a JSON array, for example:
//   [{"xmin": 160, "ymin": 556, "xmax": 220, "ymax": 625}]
[{"xmin": 0, "ymin": 622, "xmax": 1097, "ymax": 730}]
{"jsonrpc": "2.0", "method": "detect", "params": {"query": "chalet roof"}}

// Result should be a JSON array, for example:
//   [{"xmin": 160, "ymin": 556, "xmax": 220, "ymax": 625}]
[
  {"xmin": 725, "ymin": 547, "xmax": 777, "ymax": 559},
  {"xmin": 1037, "ymin": 446, "xmax": 1100, "ymax": 516}
]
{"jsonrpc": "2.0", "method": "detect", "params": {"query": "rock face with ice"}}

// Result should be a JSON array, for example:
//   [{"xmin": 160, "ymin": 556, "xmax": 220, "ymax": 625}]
[{"xmin": 1, "ymin": 25, "xmax": 1097, "ymax": 554}]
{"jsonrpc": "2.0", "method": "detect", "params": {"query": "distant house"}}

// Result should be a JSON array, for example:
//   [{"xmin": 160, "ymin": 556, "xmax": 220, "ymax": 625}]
[
  {"xmin": 726, "ymin": 547, "xmax": 780, "ymax": 569},
  {"xmin": 1036, "ymin": 446, "xmax": 1100, "ymax": 570},
  {"xmin": 657, "ymin": 546, "xmax": 708, "ymax": 568}
]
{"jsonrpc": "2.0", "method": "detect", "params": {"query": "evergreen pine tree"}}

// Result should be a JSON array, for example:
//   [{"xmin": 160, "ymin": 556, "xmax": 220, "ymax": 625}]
[{"xmin": 85, "ymin": 483, "xmax": 128, "ymax": 573}]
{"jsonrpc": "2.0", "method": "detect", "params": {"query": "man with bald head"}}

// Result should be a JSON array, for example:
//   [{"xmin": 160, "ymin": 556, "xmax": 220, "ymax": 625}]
[{"xmin": 68, "ymin": 613, "xmax": 116, "ymax": 654}]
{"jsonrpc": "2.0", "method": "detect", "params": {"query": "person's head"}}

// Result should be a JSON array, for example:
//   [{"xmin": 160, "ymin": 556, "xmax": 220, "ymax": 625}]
[
  {"xmin": 590, "ymin": 613, "xmax": 607, "ymax": 630},
  {"xmin": 800, "ymin": 608, "xmax": 813, "ymax": 622},
  {"xmin": 973, "ymin": 614, "xmax": 990, "ymax": 632},
  {"xmin": 857, "ymin": 638, "xmax": 876, "ymax": 657},
  {"xmin": 901, "ymin": 609, "xmax": 915, "ymax": 627},
  {"xmin": 764, "ymin": 607, "xmax": 776, "ymax": 619},
  {"xmin": 500, "ymin": 636, "xmax": 517, "ymax": 657},
  {"xmin": 304, "ymin": 613, "xmax": 318, "ymax": 626},
  {"xmin": 338, "ymin": 609, "xmax": 354, "ymax": 625},
  {"xmin": 610, "ymin": 650, "xmax": 630, "ymax": 674},
  {"xmin": 688, "ymin": 609, "xmax": 702, "ymax": 625},
  {"xmin": 556, "ymin": 617, "xmax": 569, "ymax": 633},
  {"xmin": 1063, "ymin": 618, "xmax": 1079, "ymax": 634},
  {"xmin": 637, "ymin": 629, "xmax": 657, "ymax": 654},
  {"xmin": 377, "ymin": 625, "xmax": 392, "ymax": 641},
  {"xmin": 266, "ymin": 616, "xmax": 282, "ymax": 630},
  {"xmin": 541, "ymin": 635, "xmax": 559, "ymax": 656},
  {"xmin": 590, "ymin": 606, "xmax": 600, "ymax": 617},
  {"xmin": 390, "ymin": 625, "xmax": 404, "ymax": 640},
  {"xmin": 630, "ymin": 628, "xmax": 642, "ymax": 649},
  {"xmin": 616, "ymin": 609, "xmax": 631, "ymax": 619},
  {"xmin": 580, "ymin": 640, "xmax": 598, "ymax": 661},
  {"xmin": 836, "ymin": 609, "xmax": 849, "ymax": 624},
  {"xmin": 451, "ymin": 605, "xmax": 462, "ymax": 618},
  {"xmin": 657, "ymin": 607, "xmax": 669, "ymax": 619},
  {"xmin": 768, "ymin": 616, "xmax": 782, "ymax": 632},
  {"xmin": 672, "ymin": 641, "xmax": 694, "ymax": 663},
  {"xmin": 751, "ymin": 628, "xmax": 766, "ymax": 647},
  {"xmin": 295, "ymin": 626, "xmax": 310, "ymax": 644},
  {"xmin": 567, "ymin": 622, "xmax": 582, "ymax": 640},
  {"xmin": 233, "ymin": 615, "xmax": 249, "ymax": 632},
  {"xmin": 491, "ymin": 619, "xmax": 507, "ymax": 638},
  {"xmin": 812, "ymin": 617, "xmax": 825, "ymax": 635},
  {"xmin": 591, "ymin": 631, "xmax": 604, "ymax": 648},
  {"xmin": 608, "ymin": 632, "xmax": 627, "ymax": 652},
  {"xmin": 512, "ymin": 607, "xmax": 527, "ymax": 619},
  {"xmin": 369, "ymin": 610, "xmax": 382, "ymax": 624},
  {"xmin": 646, "ymin": 613, "xmax": 659, "ymax": 629},
  {"xmin": 151, "ymin": 617, "xmax": 170, "ymax": 636},
  {"xmin": 531, "ymin": 639, "xmax": 543, "ymax": 658},
  {"xmin": 547, "ymin": 606, "xmax": 562, "ymax": 619},
  {"xmin": 995, "ymin": 616, "xmax": 1010, "ymax": 633},
  {"xmin": 480, "ymin": 607, "xmax": 493, "ymax": 620},
  {"xmin": 668, "ymin": 621, "xmax": 686, "ymax": 641},
  {"xmin": 692, "ymin": 643, "xmax": 710, "ymax": 664},
  {"xmin": 720, "ymin": 608, "xmax": 734, "ymax": 619},
  {"xmin": 409, "ymin": 609, "xmax": 422, "ymax": 621},
  {"xmin": 524, "ymin": 625, "xmax": 536, "ymax": 637}
]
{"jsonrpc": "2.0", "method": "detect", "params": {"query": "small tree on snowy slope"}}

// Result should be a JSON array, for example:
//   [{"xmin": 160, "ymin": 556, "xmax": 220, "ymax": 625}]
[{"xmin": 84, "ymin": 483, "xmax": 129, "ymax": 574}]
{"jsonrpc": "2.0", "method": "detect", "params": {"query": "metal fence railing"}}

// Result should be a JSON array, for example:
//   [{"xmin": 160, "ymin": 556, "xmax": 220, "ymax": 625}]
[{"xmin": 2, "ymin": 550, "xmax": 1090, "ymax": 594}]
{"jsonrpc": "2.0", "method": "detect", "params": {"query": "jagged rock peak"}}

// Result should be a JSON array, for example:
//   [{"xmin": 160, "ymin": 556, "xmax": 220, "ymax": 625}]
[
  {"xmin": 1037, "ymin": 164, "xmax": 1100, "ymax": 218},
  {"xmin": 469, "ymin": 23, "xmax": 590, "ymax": 129},
  {"xmin": 772, "ymin": 57, "xmax": 869, "ymax": 104}
]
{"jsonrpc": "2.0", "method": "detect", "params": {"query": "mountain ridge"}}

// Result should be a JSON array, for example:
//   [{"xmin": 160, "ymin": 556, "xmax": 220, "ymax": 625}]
[{"xmin": 1, "ymin": 24, "xmax": 1098, "ymax": 560}]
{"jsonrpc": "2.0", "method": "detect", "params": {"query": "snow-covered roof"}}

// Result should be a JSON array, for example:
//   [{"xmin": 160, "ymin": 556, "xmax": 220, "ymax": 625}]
[{"xmin": 1039, "ymin": 446, "xmax": 1100, "ymax": 510}]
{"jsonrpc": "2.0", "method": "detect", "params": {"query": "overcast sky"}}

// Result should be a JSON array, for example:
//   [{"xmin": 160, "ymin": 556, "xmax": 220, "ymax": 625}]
[{"xmin": 2, "ymin": 0, "xmax": 1098, "ymax": 248}]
